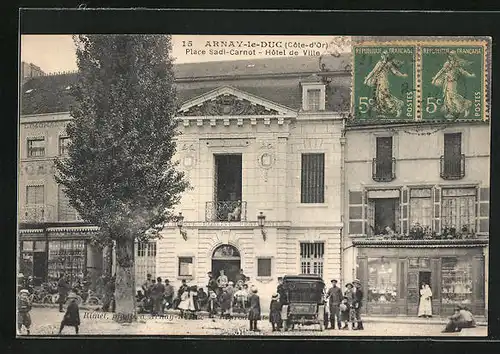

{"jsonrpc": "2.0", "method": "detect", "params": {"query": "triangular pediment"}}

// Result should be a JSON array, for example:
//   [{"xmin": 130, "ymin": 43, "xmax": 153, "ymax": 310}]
[{"xmin": 177, "ymin": 86, "xmax": 297, "ymax": 117}]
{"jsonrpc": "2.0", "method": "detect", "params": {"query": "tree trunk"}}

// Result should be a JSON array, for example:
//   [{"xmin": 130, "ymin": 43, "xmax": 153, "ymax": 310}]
[{"xmin": 113, "ymin": 238, "xmax": 136, "ymax": 323}]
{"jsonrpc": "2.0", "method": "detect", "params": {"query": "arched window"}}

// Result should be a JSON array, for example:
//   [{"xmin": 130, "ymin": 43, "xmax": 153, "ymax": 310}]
[{"xmin": 212, "ymin": 244, "xmax": 240, "ymax": 260}]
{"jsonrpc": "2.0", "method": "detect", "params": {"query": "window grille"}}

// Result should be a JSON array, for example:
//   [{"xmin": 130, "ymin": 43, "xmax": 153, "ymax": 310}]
[{"xmin": 300, "ymin": 242, "xmax": 324, "ymax": 277}]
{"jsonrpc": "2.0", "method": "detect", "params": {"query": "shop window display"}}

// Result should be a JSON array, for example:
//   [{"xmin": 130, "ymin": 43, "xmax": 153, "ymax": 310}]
[
  {"xmin": 441, "ymin": 257, "xmax": 473, "ymax": 305},
  {"xmin": 367, "ymin": 258, "xmax": 398, "ymax": 303},
  {"xmin": 47, "ymin": 240, "xmax": 85, "ymax": 282}
]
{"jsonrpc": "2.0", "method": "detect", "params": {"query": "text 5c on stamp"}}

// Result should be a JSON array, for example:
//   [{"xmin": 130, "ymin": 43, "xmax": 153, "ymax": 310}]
[{"xmin": 353, "ymin": 46, "xmax": 416, "ymax": 120}]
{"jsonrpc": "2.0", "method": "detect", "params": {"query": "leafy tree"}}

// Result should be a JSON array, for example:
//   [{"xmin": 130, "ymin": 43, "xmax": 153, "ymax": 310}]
[{"xmin": 55, "ymin": 35, "xmax": 189, "ymax": 322}]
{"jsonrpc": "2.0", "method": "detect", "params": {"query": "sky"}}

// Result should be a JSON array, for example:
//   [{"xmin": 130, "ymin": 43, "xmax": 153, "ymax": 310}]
[{"xmin": 20, "ymin": 35, "xmax": 351, "ymax": 73}]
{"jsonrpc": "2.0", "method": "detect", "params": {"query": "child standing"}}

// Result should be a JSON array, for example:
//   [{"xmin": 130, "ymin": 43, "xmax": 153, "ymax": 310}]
[
  {"xmin": 248, "ymin": 287, "xmax": 261, "ymax": 332},
  {"xmin": 59, "ymin": 297, "xmax": 81, "ymax": 335},
  {"xmin": 208, "ymin": 290, "xmax": 218, "ymax": 318},
  {"xmin": 344, "ymin": 283, "xmax": 355, "ymax": 329},
  {"xmin": 269, "ymin": 293, "xmax": 282, "ymax": 332},
  {"xmin": 17, "ymin": 289, "xmax": 32, "ymax": 335},
  {"xmin": 339, "ymin": 296, "xmax": 350, "ymax": 330}
]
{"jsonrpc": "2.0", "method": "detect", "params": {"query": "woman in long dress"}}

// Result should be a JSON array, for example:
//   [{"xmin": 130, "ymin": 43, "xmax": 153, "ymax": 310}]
[
  {"xmin": 363, "ymin": 50, "xmax": 408, "ymax": 118},
  {"xmin": 418, "ymin": 283, "xmax": 433, "ymax": 318},
  {"xmin": 431, "ymin": 50, "xmax": 476, "ymax": 119}
]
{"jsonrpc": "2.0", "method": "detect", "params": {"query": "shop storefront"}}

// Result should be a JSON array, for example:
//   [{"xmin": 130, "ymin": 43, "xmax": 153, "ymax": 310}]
[
  {"xmin": 18, "ymin": 225, "xmax": 103, "ymax": 288},
  {"xmin": 354, "ymin": 239, "xmax": 487, "ymax": 316}
]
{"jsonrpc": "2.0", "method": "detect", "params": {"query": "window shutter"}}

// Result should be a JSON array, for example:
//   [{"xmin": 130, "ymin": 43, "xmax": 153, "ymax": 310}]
[
  {"xmin": 400, "ymin": 188, "xmax": 408, "ymax": 234},
  {"xmin": 433, "ymin": 186, "xmax": 441, "ymax": 234},
  {"xmin": 398, "ymin": 259, "xmax": 407, "ymax": 300},
  {"xmin": 348, "ymin": 190, "xmax": 364, "ymax": 235},
  {"xmin": 431, "ymin": 258, "xmax": 441, "ymax": 300}
]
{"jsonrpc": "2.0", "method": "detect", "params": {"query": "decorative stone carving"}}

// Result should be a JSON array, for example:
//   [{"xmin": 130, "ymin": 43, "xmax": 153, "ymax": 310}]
[
  {"xmin": 178, "ymin": 94, "xmax": 280, "ymax": 116},
  {"xmin": 23, "ymin": 121, "xmax": 67, "ymax": 129},
  {"xmin": 23, "ymin": 160, "xmax": 54, "ymax": 176}
]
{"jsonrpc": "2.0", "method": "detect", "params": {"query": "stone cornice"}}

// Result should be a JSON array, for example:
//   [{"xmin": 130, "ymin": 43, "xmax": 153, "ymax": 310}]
[{"xmin": 352, "ymin": 238, "xmax": 489, "ymax": 248}]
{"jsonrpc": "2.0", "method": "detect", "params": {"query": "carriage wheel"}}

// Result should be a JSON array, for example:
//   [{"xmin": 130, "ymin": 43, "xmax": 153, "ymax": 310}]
[{"xmin": 42, "ymin": 294, "xmax": 54, "ymax": 304}]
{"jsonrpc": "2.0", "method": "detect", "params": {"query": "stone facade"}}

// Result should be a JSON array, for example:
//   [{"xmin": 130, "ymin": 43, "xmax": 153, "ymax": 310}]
[{"xmin": 343, "ymin": 122, "xmax": 490, "ymax": 316}]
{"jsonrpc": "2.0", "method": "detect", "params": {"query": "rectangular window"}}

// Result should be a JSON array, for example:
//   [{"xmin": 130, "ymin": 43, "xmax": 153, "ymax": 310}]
[
  {"xmin": 367, "ymin": 198, "xmax": 400, "ymax": 235},
  {"xmin": 47, "ymin": 240, "xmax": 85, "ymax": 282},
  {"xmin": 59, "ymin": 137, "xmax": 70, "ymax": 156},
  {"xmin": 441, "ymin": 188, "xmax": 476, "ymax": 234},
  {"xmin": 367, "ymin": 258, "xmax": 398, "ymax": 303},
  {"xmin": 22, "ymin": 241, "xmax": 34, "ymax": 251},
  {"xmin": 373, "ymin": 137, "xmax": 394, "ymax": 181},
  {"xmin": 27, "ymin": 138, "xmax": 45, "ymax": 157},
  {"xmin": 409, "ymin": 189, "xmax": 432, "ymax": 230},
  {"xmin": 257, "ymin": 258, "xmax": 272, "ymax": 277},
  {"xmin": 300, "ymin": 242, "xmax": 324, "ymax": 277},
  {"xmin": 307, "ymin": 89, "xmax": 321, "ymax": 111},
  {"xmin": 442, "ymin": 133, "xmax": 463, "ymax": 178},
  {"xmin": 178, "ymin": 257, "xmax": 193, "ymax": 277},
  {"xmin": 26, "ymin": 185, "xmax": 44, "ymax": 205},
  {"xmin": 441, "ymin": 257, "xmax": 473, "ymax": 305},
  {"xmin": 301, "ymin": 153, "xmax": 325, "ymax": 203}
]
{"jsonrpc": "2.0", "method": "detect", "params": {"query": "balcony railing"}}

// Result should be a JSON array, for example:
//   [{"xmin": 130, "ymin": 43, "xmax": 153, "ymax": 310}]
[
  {"xmin": 365, "ymin": 224, "xmax": 477, "ymax": 241},
  {"xmin": 372, "ymin": 157, "xmax": 396, "ymax": 182},
  {"xmin": 440, "ymin": 154, "xmax": 465, "ymax": 180},
  {"xmin": 19, "ymin": 205, "xmax": 56, "ymax": 223},
  {"xmin": 205, "ymin": 200, "xmax": 247, "ymax": 222}
]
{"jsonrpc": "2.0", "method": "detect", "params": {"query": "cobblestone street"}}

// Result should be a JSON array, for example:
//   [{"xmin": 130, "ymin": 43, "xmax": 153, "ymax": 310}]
[{"xmin": 18, "ymin": 308, "xmax": 487, "ymax": 337}]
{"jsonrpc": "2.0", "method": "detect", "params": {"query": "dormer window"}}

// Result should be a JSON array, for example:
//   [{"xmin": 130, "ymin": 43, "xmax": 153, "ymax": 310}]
[
  {"xmin": 301, "ymin": 75, "xmax": 326, "ymax": 111},
  {"xmin": 307, "ymin": 89, "xmax": 321, "ymax": 111}
]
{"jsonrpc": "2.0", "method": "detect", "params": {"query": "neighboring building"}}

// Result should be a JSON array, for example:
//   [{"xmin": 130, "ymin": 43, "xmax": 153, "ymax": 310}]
[
  {"xmin": 21, "ymin": 62, "xmax": 45, "ymax": 84},
  {"xmin": 342, "ymin": 120, "xmax": 490, "ymax": 317}
]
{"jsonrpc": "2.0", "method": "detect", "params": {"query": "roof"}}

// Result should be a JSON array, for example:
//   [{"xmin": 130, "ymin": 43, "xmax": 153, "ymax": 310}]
[
  {"xmin": 21, "ymin": 55, "xmax": 351, "ymax": 115},
  {"xmin": 283, "ymin": 274, "xmax": 325, "ymax": 283}
]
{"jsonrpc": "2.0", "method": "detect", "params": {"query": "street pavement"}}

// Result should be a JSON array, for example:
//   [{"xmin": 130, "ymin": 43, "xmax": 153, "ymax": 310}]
[{"xmin": 17, "ymin": 307, "xmax": 487, "ymax": 337}]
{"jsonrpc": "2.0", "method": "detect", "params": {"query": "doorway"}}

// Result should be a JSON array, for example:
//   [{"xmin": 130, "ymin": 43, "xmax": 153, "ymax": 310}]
[
  {"xmin": 211, "ymin": 244, "xmax": 241, "ymax": 283},
  {"xmin": 214, "ymin": 154, "xmax": 242, "ymax": 221},
  {"xmin": 33, "ymin": 252, "xmax": 47, "ymax": 284},
  {"xmin": 419, "ymin": 271, "xmax": 432, "ymax": 289}
]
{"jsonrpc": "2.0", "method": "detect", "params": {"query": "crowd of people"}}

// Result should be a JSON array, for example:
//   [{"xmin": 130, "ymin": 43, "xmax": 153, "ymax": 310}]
[
  {"xmin": 16, "ymin": 270, "xmax": 478, "ymax": 335},
  {"xmin": 135, "ymin": 269, "xmax": 256, "ymax": 321}
]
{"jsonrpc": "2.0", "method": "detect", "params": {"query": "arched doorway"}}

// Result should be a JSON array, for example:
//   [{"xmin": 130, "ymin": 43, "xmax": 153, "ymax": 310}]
[{"xmin": 211, "ymin": 244, "xmax": 241, "ymax": 283}]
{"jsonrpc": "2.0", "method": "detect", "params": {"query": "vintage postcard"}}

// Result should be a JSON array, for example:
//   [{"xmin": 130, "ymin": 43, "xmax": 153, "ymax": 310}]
[{"xmin": 18, "ymin": 34, "xmax": 490, "ymax": 337}]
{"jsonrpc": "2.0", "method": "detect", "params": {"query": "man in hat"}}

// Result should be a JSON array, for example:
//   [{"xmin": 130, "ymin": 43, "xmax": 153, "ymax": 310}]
[
  {"xmin": 207, "ymin": 272, "xmax": 218, "ymax": 293},
  {"xmin": 352, "ymin": 279, "xmax": 364, "ymax": 330},
  {"xmin": 142, "ymin": 273, "xmax": 153, "ymax": 299},
  {"xmin": 164, "ymin": 279, "xmax": 174, "ymax": 310},
  {"xmin": 276, "ymin": 277, "xmax": 286, "ymax": 329},
  {"xmin": 327, "ymin": 279, "xmax": 343, "ymax": 330},
  {"xmin": 151, "ymin": 277, "xmax": 166, "ymax": 316},
  {"xmin": 442, "ymin": 305, "xmax": 476, "ymax": 333},
  {"xmin": 57, "ymin": 274, "xmax": 71, "ymax": 313}
]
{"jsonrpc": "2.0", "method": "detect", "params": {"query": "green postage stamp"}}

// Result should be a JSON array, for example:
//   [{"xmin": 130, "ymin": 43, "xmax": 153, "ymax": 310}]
[
  {"xmin": 421, "ymin": 45, "xmax": 485, "ymax": 120},
  {"xmin": 353, "ymin": 39, "xmax": 489, "ymax": 121},
  {"xmin": 353, "ymin": 46, "xmax": 416, "ymax": 120}
]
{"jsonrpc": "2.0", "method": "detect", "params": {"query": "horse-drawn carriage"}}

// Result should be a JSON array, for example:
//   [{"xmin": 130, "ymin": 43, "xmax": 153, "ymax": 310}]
[{"xmin": 280, "ymin": 274, "xmax": 326, "ymax": 332}]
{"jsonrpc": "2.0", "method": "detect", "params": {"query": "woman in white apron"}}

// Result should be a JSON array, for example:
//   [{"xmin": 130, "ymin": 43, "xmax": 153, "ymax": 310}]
[{"xmin": 418, "ymin": 283, "xmax": 433, "ymax": 318}]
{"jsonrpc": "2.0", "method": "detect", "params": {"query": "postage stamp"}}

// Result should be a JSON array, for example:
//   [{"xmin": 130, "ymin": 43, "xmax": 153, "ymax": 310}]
[
  {"xmin": 421, "ymin": 44, "xmax": 486, "ymax": 120},
  {"xmin": 353, "ymin": 45, "xmax": 416, "ymax": 120},
  {"xmin": 18, "ymin": 31, "xmax": 490, "ymax": 338}
]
